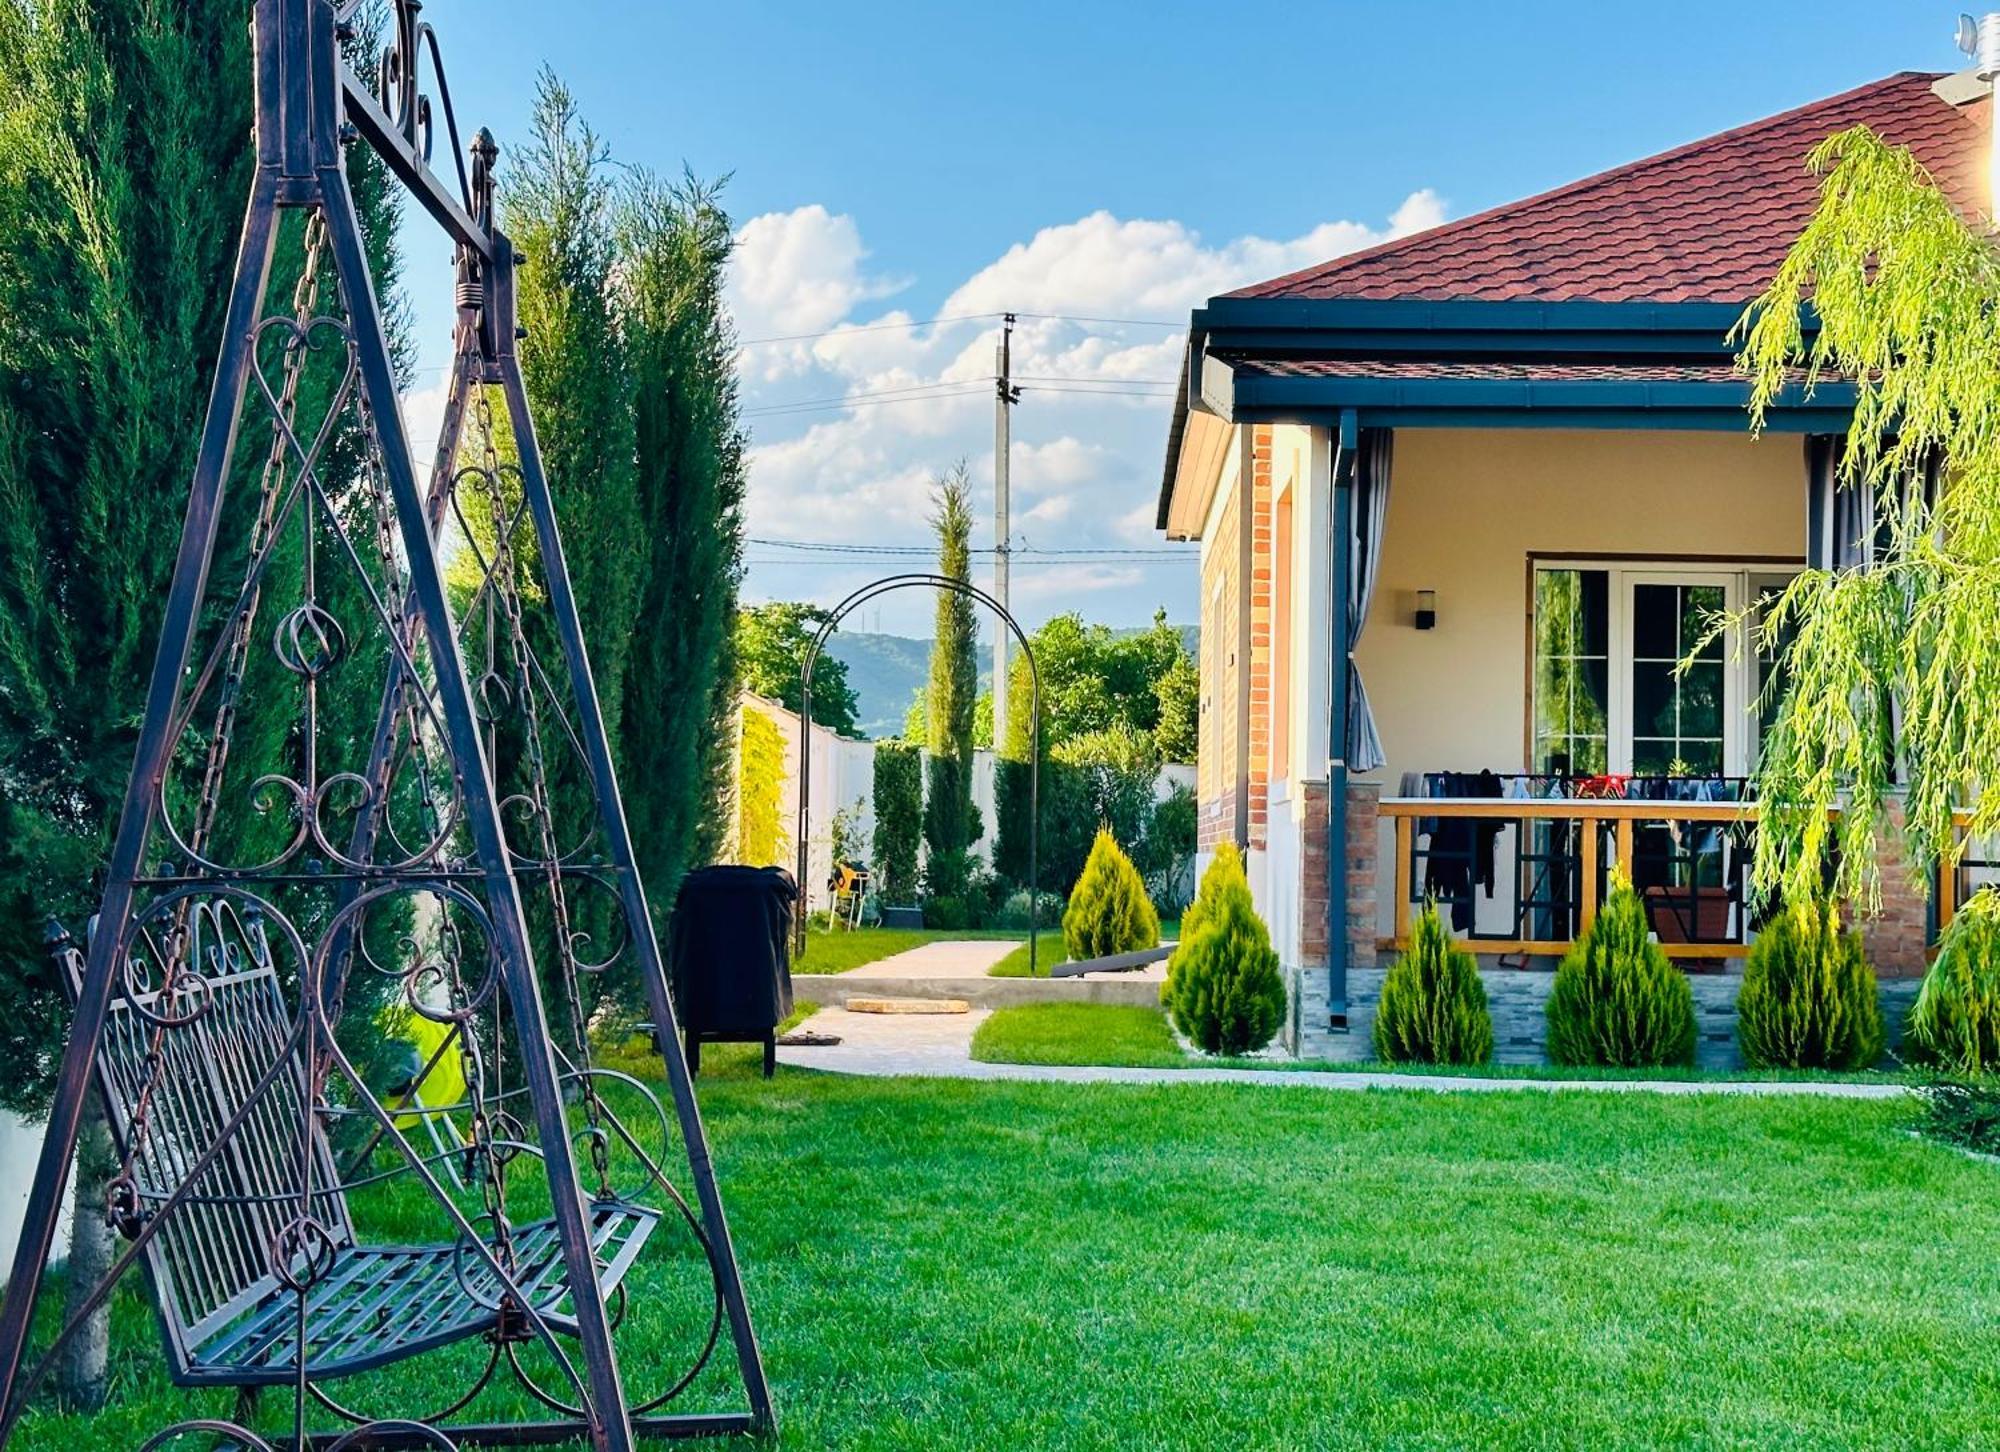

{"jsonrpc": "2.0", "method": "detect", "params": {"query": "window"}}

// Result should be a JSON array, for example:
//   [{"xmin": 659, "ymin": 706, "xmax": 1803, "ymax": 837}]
[
  {"xmin": 1531, "ymin": 563, "xmax": 1773, "ymax": 778},
  {"xmin": 1628, "ymin": 580, "xmax": 1726, "ymax": 775},
  {"xmin": 1532, "ymin": 569, "xmax": 1608, "ymax": 774}
]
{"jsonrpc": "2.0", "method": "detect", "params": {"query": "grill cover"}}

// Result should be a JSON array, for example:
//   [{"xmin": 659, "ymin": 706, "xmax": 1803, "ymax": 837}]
[{"xmin": 669, "ymin": 866, "xmax": 797, "ymax": 1037}]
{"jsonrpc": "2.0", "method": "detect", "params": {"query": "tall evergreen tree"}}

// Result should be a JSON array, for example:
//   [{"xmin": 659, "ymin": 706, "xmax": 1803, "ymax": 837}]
[
  {"xmin": 504, "ymin": 69, "xmax": 642, "ymax": 728},
  {"xmin": 617, "ymin": 169, "xmax": 747, "ymax": 912},
  {"xmin": 922, "ymin": 464, "xmax": 979, "ymax": 898},
  {"xmin": 0, "ymin": 0, "xmax": 403, "ymax": 1403}
]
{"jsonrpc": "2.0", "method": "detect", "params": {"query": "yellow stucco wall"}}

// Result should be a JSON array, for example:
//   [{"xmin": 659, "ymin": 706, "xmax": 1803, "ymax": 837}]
[{"xmin": 1352, "ymin": 428, "xmax": 1806, "ymax": 796}]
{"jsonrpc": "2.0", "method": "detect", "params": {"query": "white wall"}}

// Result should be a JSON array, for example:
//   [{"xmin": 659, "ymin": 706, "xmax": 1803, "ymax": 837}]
[{"xmin": 0, "ymin": 1113, "xmax": 72, "ymax": 1284}]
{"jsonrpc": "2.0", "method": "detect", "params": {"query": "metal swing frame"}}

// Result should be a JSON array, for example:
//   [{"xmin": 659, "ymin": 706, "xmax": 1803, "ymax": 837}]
[{"xmin": 0, "ymin": 2, "xmax": 773, "ymax": 1447}]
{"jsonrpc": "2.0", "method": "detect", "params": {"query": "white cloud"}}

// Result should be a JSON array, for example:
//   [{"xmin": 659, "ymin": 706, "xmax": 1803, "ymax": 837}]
[
  {"xmin": 726, "ymin": 206, "xmax": 907, "ymax": 380},
  {"xmin": 729, "ymin": 191, "xmax": 1444, "ymax": 629}
]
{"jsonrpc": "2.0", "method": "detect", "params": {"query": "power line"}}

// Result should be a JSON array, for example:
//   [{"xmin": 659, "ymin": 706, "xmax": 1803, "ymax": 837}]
[
  {"xmin": 744, "ymin": 535, "xmax": 1191, "ymax": 558},
  {"xmin": 733, "ymin": 308, "xmax": 1185, "ymax": 351}
]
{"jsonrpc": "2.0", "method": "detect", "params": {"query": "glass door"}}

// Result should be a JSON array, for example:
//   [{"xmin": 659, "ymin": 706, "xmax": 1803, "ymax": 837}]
[{"xmin": 1617, "ymin": 573, "xmax": 1742, "ymax": 778}]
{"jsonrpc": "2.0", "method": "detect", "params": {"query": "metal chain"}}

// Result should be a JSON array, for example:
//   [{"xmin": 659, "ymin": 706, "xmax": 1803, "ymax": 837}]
[
  {"xmin": 468, "ymin": 390, "xmax": 612, "ymax": 1198},
  {"xmin": 107, "ymin": 214, "xmax": 330, "ymax": 1235}
]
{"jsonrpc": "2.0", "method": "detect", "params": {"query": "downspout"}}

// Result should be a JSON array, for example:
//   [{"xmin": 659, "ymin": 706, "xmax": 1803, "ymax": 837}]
[
  {"xmin": 1234, "ymin": 425, "xmax": 1255, "ymax": 849},
  {"xmin": 1326, "ymin": 409, "xmax": 1357, "ymax": 1029}
]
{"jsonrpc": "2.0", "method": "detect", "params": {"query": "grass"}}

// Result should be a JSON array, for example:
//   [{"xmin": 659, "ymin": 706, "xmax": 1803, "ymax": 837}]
[
  {"xmin": 987, "ymin": 919, "xmax": 1178, "ymax": 977},
  {"xmin": 790, "ymin": 925, "xmax": 1021, "ymax": 976},
  {"xmin": 968, "ymin": 1003, "xmax": 1917, "ymax": 1085},
  {"xmin": 971, "ymin": 1002, "xmax": 1180, "ymax": 1067},
  {"xmin": 14, "ymin": 1056, "xmax": 2000, "ymax": 1450}
]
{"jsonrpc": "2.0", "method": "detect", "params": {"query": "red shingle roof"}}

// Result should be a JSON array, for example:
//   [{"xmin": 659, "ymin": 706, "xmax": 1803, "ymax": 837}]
[{"xmin": 1229, "ymin": 72, "xmax": 1987, "ymax": 305}]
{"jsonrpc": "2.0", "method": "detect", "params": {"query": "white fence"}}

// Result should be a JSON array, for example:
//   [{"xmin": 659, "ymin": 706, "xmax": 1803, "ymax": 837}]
[{"xmin": 738, "ymin": 693, "xmax": 1194, "ymax": 917}]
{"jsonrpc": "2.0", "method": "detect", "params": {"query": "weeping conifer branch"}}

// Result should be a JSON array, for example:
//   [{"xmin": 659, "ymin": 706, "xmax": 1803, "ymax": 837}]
[{"xmin": 1732, "ymin": 125, "xmax": 2000, "ymax": 913}]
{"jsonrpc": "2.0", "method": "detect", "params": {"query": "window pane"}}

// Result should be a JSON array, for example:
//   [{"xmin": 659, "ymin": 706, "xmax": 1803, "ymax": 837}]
[
  {"xmin": 1533, "ymin": 570, "xmax": 1609, "ymax": 776},
  {"xmin": 1684, "ymin": 585, "xmax": 1726, "ymax": 661},
  {"xmin": 1632, "ymin": 739, "xmax": 1678, "ymax": 774},
  {"xmin": 1680, "ymin": 739, "xmax": 1724, "ymax": 775},
  {"xmin": 1633, "ymin": 661, "xmax": 1677, "ymax": 738},
  {"xmin": 1632, "ymin": 583, "xmax": 1678, "ymax": 659},
  {"xmin": 1680, "ymin": 662, "xmax": 1724, "ymax": 738}
]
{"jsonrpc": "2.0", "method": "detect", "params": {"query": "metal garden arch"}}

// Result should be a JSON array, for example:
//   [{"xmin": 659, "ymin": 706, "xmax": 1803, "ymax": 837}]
[{"xmin": 793, "ymin": 574, "xmax": 1043, "ymax": 977}]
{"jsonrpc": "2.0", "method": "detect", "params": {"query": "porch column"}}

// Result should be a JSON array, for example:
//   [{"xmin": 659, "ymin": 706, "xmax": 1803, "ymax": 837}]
[{"xmin": 1326, "ymin": 410, "xmax": 1357, "ymax": 1027}]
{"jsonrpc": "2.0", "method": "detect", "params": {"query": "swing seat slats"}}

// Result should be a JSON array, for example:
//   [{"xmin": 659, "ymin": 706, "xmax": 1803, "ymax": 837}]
[
  {"xmin": 63, "ymin": 932, "xmax": 661, "ymax": 1389},
  {"xmin": 184, "ymin": 1201, "xmax": 659, "ymax": 1386}
]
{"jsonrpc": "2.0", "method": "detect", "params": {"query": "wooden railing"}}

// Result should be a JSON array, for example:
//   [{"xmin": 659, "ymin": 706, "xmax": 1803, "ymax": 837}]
[{"xmin": 1379, "ymin": 797, "xmax": 1759, "ymax": 960}]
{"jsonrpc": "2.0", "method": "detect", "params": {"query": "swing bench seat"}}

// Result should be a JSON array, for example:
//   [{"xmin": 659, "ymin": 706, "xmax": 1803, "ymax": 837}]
[
  {"xmin": 58, "ymin": 926, "xmax": 662, "ymax": 1390},
  {"xmin": 178, "ymin": 1201, "xmax": 660, "ymax": 1387}
]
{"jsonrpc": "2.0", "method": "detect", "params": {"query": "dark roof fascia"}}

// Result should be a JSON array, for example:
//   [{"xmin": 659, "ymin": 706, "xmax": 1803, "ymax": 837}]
[
  {"xmin": 1209, "ymin": 350, "xmax": 1856, "ymax": 432},
  {"xmin": 1191, "ymin": 296, "xmax": 1782, "ymax": 360}
]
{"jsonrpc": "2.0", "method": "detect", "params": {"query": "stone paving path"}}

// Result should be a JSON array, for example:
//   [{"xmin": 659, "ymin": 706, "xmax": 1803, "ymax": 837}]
[
  {"xmin": 859, "ymin": 938, "xmax": 1025, "ymax": 979},
  {"xmin": 777, "ymin": 1006, "xmax": 1909, "ymax": 1099}
]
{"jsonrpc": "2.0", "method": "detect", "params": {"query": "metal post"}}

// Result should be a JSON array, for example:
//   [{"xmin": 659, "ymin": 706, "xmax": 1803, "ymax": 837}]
[
  {"xmin": 490, "ymin": 247, "xmax": 775, "ymax": 1434},
  {"xmin": 993, "ymin": 313, "xmax": 1017, "ymax": 755},
  {"xmin": 1327, "ymin": 409, "xmax": 1357, "ymax": 1030},
  {"xmin": 317, "ymin": 153, "xmax": 636, "ymax": 1452}
]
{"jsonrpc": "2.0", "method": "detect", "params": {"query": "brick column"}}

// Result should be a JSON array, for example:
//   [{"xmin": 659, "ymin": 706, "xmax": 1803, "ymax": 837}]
[
  {"xmin": 1860, "ymin": 799, "xmax": 1931, "ymax": 978},
  {"xmin": 1292, "ymin": 780, "xmax": 1381, "ymax": 1056}
]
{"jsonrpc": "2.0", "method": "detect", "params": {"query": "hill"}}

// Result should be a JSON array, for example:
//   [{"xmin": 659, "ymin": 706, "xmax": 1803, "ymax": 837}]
[{"xmin": 821, "ymin": 624, "xmax": 1196, "ymax": 740}]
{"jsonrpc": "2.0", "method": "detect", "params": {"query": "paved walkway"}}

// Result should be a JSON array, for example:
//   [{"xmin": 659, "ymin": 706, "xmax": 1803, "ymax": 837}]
[
  {"xmin": 861, "ymin": 938, "xmax": 1024, "ymax": 978},
  {"xmin": 777, "ymin": 1006, "xmax": 1909, "ymax": 1099}
]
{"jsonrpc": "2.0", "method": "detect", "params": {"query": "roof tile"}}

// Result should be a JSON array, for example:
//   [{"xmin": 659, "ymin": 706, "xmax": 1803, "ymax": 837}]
[{"xmin": 1230, "ymin": 72, "xmax": 1986, "ymax": 305}]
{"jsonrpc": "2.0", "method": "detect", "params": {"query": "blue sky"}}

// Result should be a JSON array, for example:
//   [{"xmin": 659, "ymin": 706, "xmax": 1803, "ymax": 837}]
[{"xmin": 398, "ymin": 1, "xmax": 1957, "ymax": 634}]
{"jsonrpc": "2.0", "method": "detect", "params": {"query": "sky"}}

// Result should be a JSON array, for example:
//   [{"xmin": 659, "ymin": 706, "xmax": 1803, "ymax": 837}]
[{"xmin": 395, "ymin": 0, "xmax": 1958, "ymax": 635}]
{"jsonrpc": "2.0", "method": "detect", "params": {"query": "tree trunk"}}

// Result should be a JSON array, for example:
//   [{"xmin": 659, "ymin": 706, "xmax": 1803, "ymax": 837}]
[{"xmin": 57, "ymin": 1094, "xmax": 112, "ymax": 1410}]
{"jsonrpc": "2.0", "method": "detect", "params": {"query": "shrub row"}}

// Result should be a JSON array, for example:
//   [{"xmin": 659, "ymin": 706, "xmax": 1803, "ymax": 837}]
[{"xmin": 1374, "ymin": 873, "xmax": 1894, "ymax": 1072}]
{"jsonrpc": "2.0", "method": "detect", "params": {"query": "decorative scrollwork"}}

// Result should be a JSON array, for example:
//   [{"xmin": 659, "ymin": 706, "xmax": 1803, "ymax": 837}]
[{"xmin": 378, "ymin": 0, "xmax": 472, "ymax": 210}]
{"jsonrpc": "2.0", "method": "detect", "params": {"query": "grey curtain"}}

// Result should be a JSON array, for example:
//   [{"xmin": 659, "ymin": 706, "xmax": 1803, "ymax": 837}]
[
  {"xmin": 1347, "ymin": 428, "xmax": 1392, "ymax": 772},
  {"xmin": 1806, "ymin": 434, "xmax": 1869, "ymax": 570}
]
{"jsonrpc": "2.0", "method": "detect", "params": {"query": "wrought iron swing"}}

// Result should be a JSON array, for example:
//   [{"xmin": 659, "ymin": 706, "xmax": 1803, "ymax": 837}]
[{"xmin": 0, "ymin": 2, "xmax": 772, "ymax": 1448}]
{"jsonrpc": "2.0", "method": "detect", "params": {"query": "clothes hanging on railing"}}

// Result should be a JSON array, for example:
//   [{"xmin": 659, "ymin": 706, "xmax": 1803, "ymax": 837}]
[{"xmin": 1419, "ymin": 769, "xmax": 1503, "ymax": 930}]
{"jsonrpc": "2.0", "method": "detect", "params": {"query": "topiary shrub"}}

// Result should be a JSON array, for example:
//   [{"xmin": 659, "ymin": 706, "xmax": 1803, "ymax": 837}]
[
  {"xmin": 1907, "ymin": 902, "xmax": 2000, "ymax": 1074},
  {"xmin": 1736, "ymin": 899, "xmax": 1884, "ymax": 1070},
  {"xmin": 1061, "ymin": 829, "xmax": 1160, "ymax": 962},
  {"xmin": 1373, "ymin": 901, "xmax": 1492, "ymax": 1065},
  {"xmin": 1545, "ymin": 870, "xmax": 1696, "ymax": 1068},
  {"xmin": 1162, "ymin": 843, "xmax": 1286, "ymax": 1055}
]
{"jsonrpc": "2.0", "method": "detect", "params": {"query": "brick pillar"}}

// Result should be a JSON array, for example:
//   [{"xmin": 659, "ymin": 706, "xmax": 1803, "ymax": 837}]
[
  {"xmin": 1860, "ymin": 799, "xmax": 1931, "ymax": 978},
  {"xmin": 1292, "ymin": 780, "xmax": 1381, "ymax": 1056}
]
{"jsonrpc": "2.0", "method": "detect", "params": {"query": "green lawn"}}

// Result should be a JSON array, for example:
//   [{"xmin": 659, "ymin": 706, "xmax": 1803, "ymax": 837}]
[
  {"xmin": 11, "ymin": 1055, "xmax": 1995, "ymax": 1450},
  {"xmin": 790, "ymin": 925, "xmax": 1021, "ymax": 976},
  {"xmin": 972, "ymin": 1001, "xmax": 1181, "ymax": 1067},
  {"xmin": 987, "ymin": 922, "xmax": 1177, "ymax": 977}
]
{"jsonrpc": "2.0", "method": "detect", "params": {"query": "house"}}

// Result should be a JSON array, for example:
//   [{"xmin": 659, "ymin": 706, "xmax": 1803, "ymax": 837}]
[{"xmin": 1157, "ymin": 69, "xmax": 1991, "ymax": 1061}]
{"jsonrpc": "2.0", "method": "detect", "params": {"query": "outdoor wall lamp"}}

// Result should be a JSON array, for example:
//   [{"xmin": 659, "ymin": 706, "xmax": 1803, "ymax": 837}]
[
  {"xmin": 1415, "ymin": 589, "xmax": 1437, "ymax": 631},
  {"xmin": 1959, "ymin": 12, "xmax": 2000, "ymax": 218}
]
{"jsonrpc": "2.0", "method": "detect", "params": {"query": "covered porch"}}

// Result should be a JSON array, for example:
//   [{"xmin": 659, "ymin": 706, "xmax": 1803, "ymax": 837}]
[{"xmin": 1163, "ymin": 300, "xmax": 1940, "ymax": 1056}]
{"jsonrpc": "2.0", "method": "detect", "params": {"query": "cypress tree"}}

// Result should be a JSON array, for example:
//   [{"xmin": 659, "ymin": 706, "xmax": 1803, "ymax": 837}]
[
  {"xmin": 922, "ymin": 463, "xmax": 978, "ymax": 901},
  {"xmin": 617, "ymin": 169, "xmax": 746, "ymax": 913},
  {"xmin": 0, "ymin": 0, "xmax": 403, "ymax": 1403}
]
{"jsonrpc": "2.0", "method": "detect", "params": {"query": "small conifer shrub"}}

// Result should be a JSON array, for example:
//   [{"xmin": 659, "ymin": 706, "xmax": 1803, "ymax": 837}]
[
  {"xmin": 1162, "ymin": 843, "xmax": 1286, "ymax": 1055},
  {"xmin": 1061, "ymin": 829, "xmax": 1160, "ymax": 962},
  {"xmin": 1736, "ymin": 899, "xmax": 1883, "ymax": 1071},
  {"xmin": 1908, "ymin": 900, "xmax": 2000, "ymax": 1074},
  {"xmin": 1545, "ymin": 870, "xmax": 1696, "ymax": 1068},
  {"xmin": 1374, "ymin": 901, "xmax": 1493, "ymax": 1065}
]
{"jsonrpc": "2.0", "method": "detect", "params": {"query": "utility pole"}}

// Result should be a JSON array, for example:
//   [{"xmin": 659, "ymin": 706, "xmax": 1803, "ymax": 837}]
[{"xmin": 993, "ymin": 311, "xmax": 1019, "ymax": 755}]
